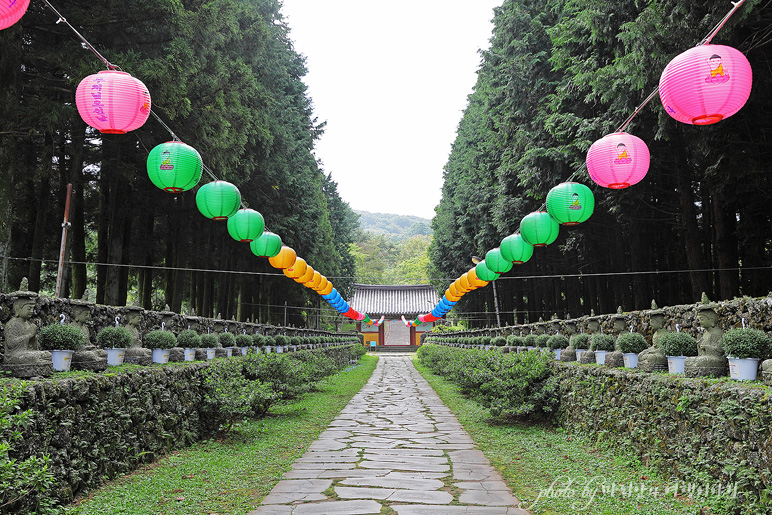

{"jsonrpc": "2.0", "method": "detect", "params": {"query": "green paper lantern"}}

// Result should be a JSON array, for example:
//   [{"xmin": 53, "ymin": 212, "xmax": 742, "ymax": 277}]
[
  {"xmin": 146, "ymin": 141, "xmax": 203, "ymax": 193},
  {"xmin": 520, "ymin": 211, "xmax": 559, "ymax": 247},
  {"xmin": 500, "ymin": 233, "xmax": 534, "ymax": 264},
  {"xmin": 250, "ymin": 231, "xmax": 282, "ymax": 257},
  {"xmin": 227, "ymin": 208, "xmax": 265, "ymax": 242},
  {"xmin": 485, "ymin": 248, "xmax": 513, "ymax": 274},
  {"xmin": 475, "ymin": 261, "xmax": 500, "ymax": 282},
  {"xmin": 196, "ymin": 181, "xmax": 240, "ymax": 221},
  {"xmin": 546, "ymin": 182, "xmax": 595, "ymax": 226}
]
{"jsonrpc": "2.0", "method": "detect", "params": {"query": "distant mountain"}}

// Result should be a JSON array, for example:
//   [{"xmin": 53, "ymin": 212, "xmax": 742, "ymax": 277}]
[{"xmin": 355, "ymin": 210, "xmax": 433, "ymax": 241}]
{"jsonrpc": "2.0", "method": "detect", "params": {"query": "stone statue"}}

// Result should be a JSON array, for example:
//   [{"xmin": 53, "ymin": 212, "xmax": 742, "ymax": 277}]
[
  {"xmin": 604, "ymin": 311, "xmax": 625, "ymax": 368},
  {"xmin": 580, "ymin": 316, "xmax": 599, "ymax": 364},
  {"xmin": 684, "ymin": 300, "xmax": 727, "ymax": 378},
  {"xmin": 123, "ymin": 305, "xmax": 152, "ymax": 366},
  {"xmin": 762, "ymin": 359, "xmax": 772, "ymax": 386},
  {"xmin": 70, "ymin": 300, "xmax": 108, "ymax": 372},
  {"xmin": 560, "ymin": 318, "xmax": 578, "ymax": 362},
  {"xmin": 1, "ymin": 280, "xmax": 53, "ymax": 377},
  {"xmin": 637, "ymin": 306, "xmax": 668, "ymax": 373}
]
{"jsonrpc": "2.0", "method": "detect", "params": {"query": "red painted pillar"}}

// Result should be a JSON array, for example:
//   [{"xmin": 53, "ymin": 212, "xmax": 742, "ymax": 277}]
[
  {"xmin": 409, "ymin": 325, "xmax": 416, "ymax": 347},
  {"xmin": 378, "ymin": 323, "xmax": 385, "ymax": 346}
]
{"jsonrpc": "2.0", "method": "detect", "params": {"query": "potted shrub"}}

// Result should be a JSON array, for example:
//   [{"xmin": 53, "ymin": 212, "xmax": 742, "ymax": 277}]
[
  {"xmin": 536, "ymin": 334, "xmax": 550, "ymax": 349},
  {"xmin": 201, "ymin": 333, "xmax": 218, "ymax": 359},
  {"xmin": 263, "ymin": 335, "xmax": 276, "ymax": 352},
  {"xmin": 617, "ymin": 333, "xmax": 648, "ymax": 368},
  {"xmin": 39, "ymin": 324, "xmax": 85, "ymax": 372},
  {"xmin": 524, "ymin": 334, "xmax": 537, "ymax": 350},
  {"xmin": 723, "ymin": 328, "xmax": 771, "ymax": 381},
  {"xmin": 570, "ymin": 333, "xmax": 591, "ymax": 361},
  {"xmin": 218, "ymin": 332, "xmax": 236, "ymax": 357},
  {"xmin": 591, "ymin": 334, "xmax": 615, "ymax": 364},
  {"xmin": 236, "ymin": 334, "xmax": 252, "ymax": 355},
  {"xmin": 97, "ymin": 326, "xmax": 131, "ymax": 366},
  {"xmin": 491, "ymin": 336, "xmax": 506, "ymax": 347},
  {"xmin": 252, "ymin": 334, "xmax": 266, "ymax": 352},
  {"xmin": 657, "ymin": 331, "xmax": 698, "ymax": 374},
  {"xmin": 144, "ymin": 330, "xmax": 176, "ymax": 363},
  {"xmin": 548, "ymin": 334, "xmax": 569, "ymax": 360},
  {"xmin": 176, "ymin": 329, "xmax": 201, "ymax": 361},
  {"xmin": 274, "ymin": 334, "xmax": 289, "ymax": 352},
  {"xmin": 507, "ymin": 335, "xmax": 523, "ymax": 348}
]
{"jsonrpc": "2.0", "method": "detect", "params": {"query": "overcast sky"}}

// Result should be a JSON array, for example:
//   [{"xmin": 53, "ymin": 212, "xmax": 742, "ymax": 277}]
[{"xmin": 279, "ymin": 0, "xmax": 502, "ymax": 220}]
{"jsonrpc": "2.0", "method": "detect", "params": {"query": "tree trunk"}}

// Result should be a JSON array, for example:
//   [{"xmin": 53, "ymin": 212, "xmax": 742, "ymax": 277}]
[
  {"xmin": 96, "ymin": 177, "xmax": 109, "ymax": 304},
  {"xmin": 69, "ymin": 123, "xmax": 88, "ymax": 300},
  {"xmin": 28, "ymin": 153, "xmax": 51, "ymax": 293},
  {"xmin": 711, "ymin": 188, "xmax": 739, "ymax": 301}
]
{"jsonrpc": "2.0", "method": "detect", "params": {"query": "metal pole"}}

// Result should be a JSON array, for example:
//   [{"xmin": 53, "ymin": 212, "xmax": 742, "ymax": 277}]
[
  {"xmin": 492, "ymin": 279, "xmax": 501, "ymax": 327},
  {"xmin": 283, "ymin": 301, "xmax": 288, "ymax": 326},
  {"xmin": 55, "ymin": 184, "xmax": 73, "ymax": 298}
]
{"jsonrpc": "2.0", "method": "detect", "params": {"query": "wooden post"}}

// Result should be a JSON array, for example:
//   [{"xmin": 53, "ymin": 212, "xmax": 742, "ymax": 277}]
[{"xmin": 55, "ymin": 184, "xmax": 73, "ymax": 298}]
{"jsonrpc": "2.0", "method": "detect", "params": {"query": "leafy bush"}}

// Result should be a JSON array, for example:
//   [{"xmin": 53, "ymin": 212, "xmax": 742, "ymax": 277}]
[
  {"xmin": 353, "ymin": 344, "xmax": 367, "ymax": 357},
  {"xmin": 144, "ymin": 330, "xmax": 177, "ymax": 349},
  {"xmin": 491, "ymin": 336, "xmax": 506, "ymax": 347},
  {"xmin": 252, "ymin": 334, "xmax": 266, "ymax": 347},
  {"xmin": 263, "ymin": 335, "xmax": 276, "ymax": 346},
  {"xmin": 590, "ymin": 333, "xmax": 615, "ymax": 351},
  {"xmin": 569, "ymin": 333, "xmax": 590, "ymax": 349},
  {"xmin": 38, "ymin": 324, "xmax": 85, "ymax": 351},
  {"xmin": 219, "ymin": 332, "xmax": 236, "ymax": 348},
  {"xmin": 535, "ymin": 334, "xmax": 550, "ymax": 348},
  {"xmin": 291, "ymin": 336, "xmax": 302, "ymax": 346},
  {"xmin": 547, "ymin": 334, "xmax": 569, "ymax": 350},
  {"xmin": 616, "ymin": 332, "xmax": 648, "ymax": 354},
  {"xmin": 722, "ymin": 328, "xmax": 771, "ymax": 359},
  {"xmin": 96, "ymin": 326, "xmax": 132, "ymax": 348},
  {"xmin": 274, "ymin": 335, "xmax": 289, "ymax": 346},
  {"xmin": 176, "ymin": 329, "xmax": 201, "ymax": 349},
  {"xmin": 200, "ymin": 334, "xmax": 218, "ymax": 348},
  {"xmin": 507, "ymin": 335, "xmax": 524, "ymax": 347},
  {"xmin": 524, "ymin": 334, "xmax": 537, "ymax": 347},
  {"xmin": 235, "ymin": 334, "xmax": 252, "ymax": 348},
  {"xmin": 658, "ymin": 332, "xmax": 698, "ymax": 357}
]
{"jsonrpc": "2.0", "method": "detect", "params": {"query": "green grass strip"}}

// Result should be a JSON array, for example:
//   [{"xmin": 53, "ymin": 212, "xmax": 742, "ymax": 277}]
[
  {"xmin": 413, "ymin": 357, "xmax": 729, "ymax": 515},
  {"xmin": 66, "ymin": 354, "xmax": 378, "ymax": 515}
]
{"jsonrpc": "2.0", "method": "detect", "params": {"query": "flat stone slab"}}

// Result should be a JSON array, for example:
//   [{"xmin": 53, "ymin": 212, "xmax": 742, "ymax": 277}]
[
  {"xmin": 293, "ymin": 500, "xmax": 383, "ymax": 514},
  {"xmin": 339, "ymin": 477, "xmax": 445, "ymax": 490},
  {"xmin": 392, "ymin": 506, "xmax": 530, "ymax": 514}
]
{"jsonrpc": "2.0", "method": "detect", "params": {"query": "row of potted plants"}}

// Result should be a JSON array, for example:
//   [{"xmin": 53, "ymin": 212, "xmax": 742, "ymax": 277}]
[
  {"xmin": 425, "ymin": 328, "xmax": 770, "ymax": 381},
  {"xmin": 38, "ymin": 324, "xmax": 359, "ymax": 372}
]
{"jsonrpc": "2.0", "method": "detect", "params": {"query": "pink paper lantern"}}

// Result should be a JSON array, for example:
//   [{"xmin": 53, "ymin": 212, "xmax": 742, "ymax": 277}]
[
  {"xmin": 659, "ymin": 44, "xmax": 752, "ymax": 125},
  {"xmin": 75, "ymin": 70, "xmax": 151, "ymax": 134},
  {"xmin": 586, "ymin": 132, "xmax": 650, "ymax": 189},
  {"xmin": 0, "ymin": 0, "xmax": 30, "ymax": 30}
]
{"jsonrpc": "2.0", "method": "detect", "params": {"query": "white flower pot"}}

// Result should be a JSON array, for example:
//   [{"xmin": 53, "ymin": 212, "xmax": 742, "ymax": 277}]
[
  {"xmin": 184, "ymin": 348, "xmax": 196, "ymax": 361},
  {"xmin": 728, "ymin": 357, "xmax": 759, "ymax": 381},
  {"xmin": 623, "ymin": 353, "xmax": 639, "ymax": 368},
  {"xmin": 554, "ymin": 349, "xmax": 562, "ymax": 360},
  {"xmin": 152, "ymin": 348, "xmax": 170, "ymax": 364},
  {"xmin": 527, "ymin": 346, "xmax": 536, "ymax": 351},
  {"xmin": 576, "ymin": 348, "xmax": 587, "ymax": 361},
  {"xmin": 277, "ymin": 347, "xmax": 284, "ymax": 353},
  {"xmin": 241, "ymin": 347, "xmax": 248, "ymax": 356},
  {"xmin": 667, "ymin": 356, "xmax": 687, "ymax": 374},
  {"xmin": 52, "ymin": 350, "xmax": 75, "ymax": 372},
  {"xmin": 106, "ymin": 348, "xmax": 126, "ymax": 366},
  {"xmin": 206, "ymin": 348, "xmax": 217, "ymax": 360},
  {"xmin": 226, "ymin": 348, "xmax": 233, "ymax": 357},
  {"xmin": 595, "ymin": 350, "xmax": 608, "ymax": 365}
]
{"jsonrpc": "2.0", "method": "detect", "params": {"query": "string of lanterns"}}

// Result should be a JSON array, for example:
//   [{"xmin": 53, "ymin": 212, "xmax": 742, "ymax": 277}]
[
  {"xmin": 2, "ymin": 0, "xmax": 374, "ymax": 325},
  {"xmin": 2, "ymin": 1, "xmax": 754, "ymax": 328}
]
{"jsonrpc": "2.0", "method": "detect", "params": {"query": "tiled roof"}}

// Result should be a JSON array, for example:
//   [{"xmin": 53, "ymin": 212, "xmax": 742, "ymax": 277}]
[{"xmin": 349, "ymin": 284, "xmax": 441, "ymax": 318}]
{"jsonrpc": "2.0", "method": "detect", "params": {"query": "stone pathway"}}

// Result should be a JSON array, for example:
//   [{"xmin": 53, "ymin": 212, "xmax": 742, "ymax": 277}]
[{"xmin": 250, "ymin": 355, "xmax": 530, "ymax": 515}]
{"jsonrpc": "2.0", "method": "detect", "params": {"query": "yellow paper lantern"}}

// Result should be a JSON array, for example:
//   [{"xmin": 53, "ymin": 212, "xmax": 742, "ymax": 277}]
[
  {"xmin": 305, "ymin": 271, "xmax": 322, "ymax": 289},
  {"xmin": 295, "ymin": 266, "xmax": 315, "ymax": 284},
  {"xmin": 283, "ymin": 258, "xmax": 308, "ymax": 280},
  {"xmin": 268, "ymin": 246, "xmax": 297, "ymax": 269}
]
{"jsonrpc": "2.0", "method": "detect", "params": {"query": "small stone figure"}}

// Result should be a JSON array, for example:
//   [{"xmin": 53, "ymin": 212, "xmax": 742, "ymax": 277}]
[
  {"xmin": 638, "ymin": 302, "xmax": 669, "ymax": 373},
  {"xmin": 561, "ymin": 318, "xmax": 578, "ymax": 362},
  {"xmin": 605, "ymin": 309, "xmax": 626, "ymax": 368},
  {"xmin": 685, "ymin": 298, "xmax": 728, "ymax": 378},
  {"xmin": 123, "ymin": 304, "xmax": 152, "ymax": 366},
  {"xmin": 1, "ymin": 279, "xmax": 53, "ymax": 377},
  {"xmin": 762, "ymin": 359, "xmax": 772, "ymax": 386},
  {"xmin": 70, "ymin": 296, "xmax": 108, "ymax": 372},
  {"xmin": 581, "ymin": 315, "xmax": 601, "ymax": 364}
]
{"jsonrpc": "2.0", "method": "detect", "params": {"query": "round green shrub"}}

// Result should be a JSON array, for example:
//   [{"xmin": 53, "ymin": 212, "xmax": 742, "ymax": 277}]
[
  {"xmin": 290, "ymin": 336, "xmax": 301, "ymax": 346},
  {"xmin": 263, "ymin": 335, "xmax": 276, "ymax": 346},
  {"xmin": 39, "ymin": 324, "xmax": 85, "ymax": 351},
  {"xmin": 274, "ymin": 335, "xmax": 289, "ymax": 346},
  {"xmin": 479, "ymin": 336, "xmax": 492, "ymax": 346},
  {"xmin": 658, "ymin": 332, "xmax": 698, "ymax": 357},
  {"xmin": 235, "ymin": 334, "xmax": 252, "ymax": 348},
  {"xmin": 200, "ymin": 334, "xmax": 218, "ymax": 348},
  {"xmin": 491, "ymin": 336, "xmax": 506, "ymax": 347},
  {"xmin": 176, "ymin": 329, "xmax": 201, "ymax": 349},
  {"xmin": 96, "ymin": 326, "xmax": 131, "ymax": 349},
  {"xmin": 590, "ymin": 333, "xmax": 615, "ymax": 351},
  {"xmin": 569, "ymin": 333, "xmax": 590, "ymax": 349},
  {"xmin": 219, "ymin": 332, "xmax": 236, "ymax": 348},
  {"xmin": 507, "ymin": 335, "xmax": 525, "ymax": 347},
  {"xmin": 547, "ymin": 334, "xmax": 569, "ymax": 350},
  {"xmin": 617, "ymin": 332, "xmax": 648, "ymax": 354},
  {"xmin": 535, "ymin": 334, "xmax": 550, "ymax": 348},
  {"xmin": 144, "ymin": 330, "xmax": 177, "ymax": 349},
  {"xmin": 252, "ymin": 334, "xmax": 265, "ymax": 347},
  {"xmin": 524, "ymin": 334, "xmax": 537, "ymax": 347},
  {"xmin": 722, "ymin": 328, "xmax": 771, "ymax": 359}
]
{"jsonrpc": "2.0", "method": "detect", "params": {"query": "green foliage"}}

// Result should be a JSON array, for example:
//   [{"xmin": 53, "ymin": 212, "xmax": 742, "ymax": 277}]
[
  {"xmin": 524, "ymin": 334, "xmax": 537, "ymax": 347},
  {"xmin": 591, "ymin": 333, "xmax": 615, "ymax": 352},
  {"xmin": 570, "ymin": 333, "xmax": 590, "ymax": 349},
  {"xmin": 352, "ymin": 344, "xmax": 367, "ymax": 358},
  {"xmin": 657, "ymin": 332, "xmax": 698, "ymax": 357},
  {"xmin": 722, "ymin": 328, "xmax": 771, "ymax": 360},
  {"xmin": 547, "ymin": 334, "xmax": 569, "ymax": 350},
  {"xmin": 491, "ymin": 336, "xmax": 507, "ymax": 347},
  {"xmin": 176, "ymin": 330, "xmax": 201, "ymax": 349},
  {"xmin": 290, "ymin": 336, "xmax": 301, "ymax": 346},
  {"xmin": 38, "ymin": 324, "xmax": 85, "ymax": 351},
  {"xmin": 262, "ymin": 336, "xmax": 275, "ymax": 347},
  {"xmin": 274, "ymin": 335, "xmax": 289, "ymax": 346},
  {"xmin": 143, "ymin": 330, "xmax": 177, "ymax": 350},
  {"xmin": 203, "ymin": 359, "xmax": 278, "ymax": 432},
  {"xmin": 200, "ymin": 334, "xmax": 218, "ymax": 349},
  {"xmin": 252, "ymin": 334, "xmax": 266, "ymax": 347},
  {"xmin": 417, "ymin": 345, "xmax": 557, "ymax": 422},
  {"xmin": 218, "ymin": 332, "xmax": 236, "ymax": 348},
  {"xmin": 616, "ymin": 333, "xmax": 648, "ymax": 354},
  {"xmin": 433, "ymin": 324, "xmax": 465, "ymax": 333},
  {"xmin": 96, "ymin": 327, "xmax": 132, "ymax": 349},
  {"xmin": 235, "ymin": 334, "xmax": 252, "ymax": 348},
  {"xmin": 507, "ymin": 335, "xmax": 525, "ymax": 347},
  {"xmin": 535, "ymin": 334, "xmax": 550, "ymax": 348}
]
